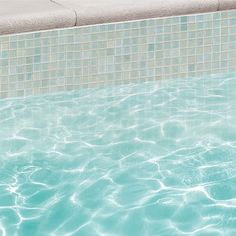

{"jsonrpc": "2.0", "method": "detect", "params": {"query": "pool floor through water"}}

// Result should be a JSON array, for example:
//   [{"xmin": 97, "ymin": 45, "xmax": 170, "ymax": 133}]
[{"xmin": 0, "ymin": 74, "xmax": 236, "ymax": 235}]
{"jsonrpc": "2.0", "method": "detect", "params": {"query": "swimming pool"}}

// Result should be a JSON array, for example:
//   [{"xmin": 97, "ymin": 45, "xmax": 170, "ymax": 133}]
[{"xmin": 0, "ymin": 72, "xmax": 235, "ymax": 235}]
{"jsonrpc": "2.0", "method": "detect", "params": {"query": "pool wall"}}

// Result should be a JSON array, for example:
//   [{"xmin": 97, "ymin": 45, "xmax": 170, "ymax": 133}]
[{"xmin": 1, "ymin": 10, "xmax": 236, "ymax": 98}]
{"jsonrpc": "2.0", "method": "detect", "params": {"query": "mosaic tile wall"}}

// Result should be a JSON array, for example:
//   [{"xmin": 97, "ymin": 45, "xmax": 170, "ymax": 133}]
[{"xmin": 1, "ymin": 10, "xmax": 236, "ymax": 98}]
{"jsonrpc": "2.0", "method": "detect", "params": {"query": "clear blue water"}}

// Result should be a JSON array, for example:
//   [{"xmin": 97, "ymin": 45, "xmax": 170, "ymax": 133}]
[{"xmin": 0, "ymin": 74, "xmax": 236, "ymax": 236}]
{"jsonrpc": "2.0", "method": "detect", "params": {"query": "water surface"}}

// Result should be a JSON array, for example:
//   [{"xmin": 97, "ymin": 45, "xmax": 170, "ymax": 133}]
[{"xmin": 0, "ymin": 74, "xmax": 236, "ymax": 235}]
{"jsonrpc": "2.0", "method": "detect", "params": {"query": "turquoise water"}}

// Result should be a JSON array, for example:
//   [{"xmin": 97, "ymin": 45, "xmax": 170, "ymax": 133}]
[{"xmin": 0, "ymin": 74, "xmax": 236, "ymax": 236}]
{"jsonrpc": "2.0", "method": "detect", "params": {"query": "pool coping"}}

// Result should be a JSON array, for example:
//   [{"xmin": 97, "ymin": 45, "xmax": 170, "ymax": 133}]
[{"xmin": 1, "ymin": 0, "xmax": 236, "ymax": 35}]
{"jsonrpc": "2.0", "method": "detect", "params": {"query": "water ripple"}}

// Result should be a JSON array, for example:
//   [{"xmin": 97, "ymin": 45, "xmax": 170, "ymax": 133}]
[{"xmin": 0, "ymin": 74, "xmax": 235, "ymax": 235}]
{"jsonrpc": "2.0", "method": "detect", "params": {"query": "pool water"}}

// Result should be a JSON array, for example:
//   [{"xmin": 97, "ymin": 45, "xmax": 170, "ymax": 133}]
[{"xmin": 0, "ymin": 74, "xmax": 236, "ymax": 236}]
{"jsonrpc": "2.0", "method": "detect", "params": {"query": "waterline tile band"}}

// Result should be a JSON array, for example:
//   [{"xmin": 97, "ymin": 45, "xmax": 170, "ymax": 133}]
[{"xmin": 1, "ymin": 10, "xmax": 236, "ymax": 98}]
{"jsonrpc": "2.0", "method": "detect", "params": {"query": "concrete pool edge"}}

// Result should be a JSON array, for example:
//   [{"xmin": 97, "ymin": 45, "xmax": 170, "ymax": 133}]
[{"xmin": 1, "ymin": 0, "xmax": 236, "ymax": 35}]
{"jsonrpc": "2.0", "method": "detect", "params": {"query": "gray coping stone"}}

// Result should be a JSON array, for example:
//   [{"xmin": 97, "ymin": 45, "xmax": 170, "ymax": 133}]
[
  {"xmin": 1, "ymin": 0, "xmax": 236, "ymax": 35},
  {"xmin": 55, "ymin": 0, "xmax": 219, "ymax": 26},
  {"xmin": 0, "ymin": 0, "xmax": 76, "ymax": 35},
  {"xmin": 219, "ymin": 0, "xmax": 236, "ymax": 10}
]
